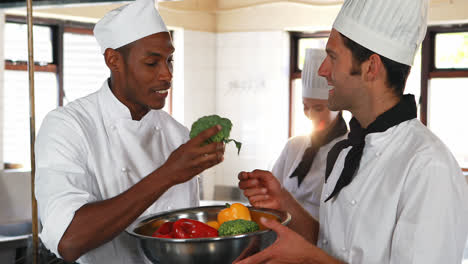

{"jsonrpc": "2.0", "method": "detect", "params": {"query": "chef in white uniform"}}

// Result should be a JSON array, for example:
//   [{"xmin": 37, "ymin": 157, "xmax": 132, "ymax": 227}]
[
  {"xmin": 272, "ymin": 48, "xmax": 347, "ymax": 220},
  {"xmin": 35, "ymin": 0, "xmax": 225, "ymax": 263},
  {"xmin": 237, "ymin": 0, "xmax": 468, "ymax": 263}
]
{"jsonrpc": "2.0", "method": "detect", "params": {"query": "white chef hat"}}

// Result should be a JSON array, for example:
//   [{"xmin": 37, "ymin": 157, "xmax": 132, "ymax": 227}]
[
  {"xmin": 94, "ymin": 0, "xmax": 168, "ymax": 54},
  {"xmin": 302, "ymin": 49, "xmax": 329, "ymax": 100},
  {"xmin": 333, "ymin": 0, "xmax": 429, "ymax": 66}
]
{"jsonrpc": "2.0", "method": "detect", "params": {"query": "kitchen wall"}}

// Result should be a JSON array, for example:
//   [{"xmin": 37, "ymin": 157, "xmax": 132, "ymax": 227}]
[
  {"xmin": 214, "ymin": 31, "xmax": 289, "ymax": 188},
  {"xmin": 173, "ymin": 29, "xmax": 290, "ymax": 199},
  {"xmin": 178, "ymin": 29, "xmax": 218, "ymax": 200}
]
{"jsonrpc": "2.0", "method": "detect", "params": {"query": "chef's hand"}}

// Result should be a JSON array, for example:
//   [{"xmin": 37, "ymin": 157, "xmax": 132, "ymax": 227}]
[
  {"xmin": 234, "ymin": 217, "xmax": 331, "ymax": 264},
  {"xmin": 238, "ymin": 170, "xmax": 285, "ymax": 211},
  {"xmin": 159, "ymin": 125, "xmax": 225, "ymax": 185}
]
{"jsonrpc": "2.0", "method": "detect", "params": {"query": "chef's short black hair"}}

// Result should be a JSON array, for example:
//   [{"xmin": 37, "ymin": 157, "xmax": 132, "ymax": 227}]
[
  {"xmin": 116, "ymin": 42, "xmax": 135, "ymax": 62},
  {"xmin": 340, "ymin": 33, "xmax": 410, "ymax": 97}
]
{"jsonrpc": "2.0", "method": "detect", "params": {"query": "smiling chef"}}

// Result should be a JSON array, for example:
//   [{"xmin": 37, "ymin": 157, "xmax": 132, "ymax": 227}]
[
  {"xmin": 34, "ymin": 0, "xmax": 225, "ymax": 263},
  {"xmin": 237, "ymin": 0, "xmax": 468, "ymax": 263}
]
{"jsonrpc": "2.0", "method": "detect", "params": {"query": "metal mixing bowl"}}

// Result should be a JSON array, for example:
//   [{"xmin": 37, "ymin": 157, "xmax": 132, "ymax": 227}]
[{"xmin": 126, "ymin": 205, "xmax": 291, "ymax": 264}]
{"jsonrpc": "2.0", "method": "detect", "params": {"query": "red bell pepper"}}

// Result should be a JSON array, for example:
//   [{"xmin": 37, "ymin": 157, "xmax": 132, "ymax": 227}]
[
  {"xmin": 172, "ymin": 218, "xmax": 218, "ymax": 239},
  {"xmin": 152, "ymin": 222, "xmax": 174, "ymax": 238},
  {"xmin": 151, "ymin": 219, "xmax": 218, "ymax": 239}
]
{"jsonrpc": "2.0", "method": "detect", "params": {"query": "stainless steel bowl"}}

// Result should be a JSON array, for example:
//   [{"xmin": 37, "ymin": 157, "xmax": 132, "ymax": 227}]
[{"xmin": 126, "ymin": 205, "xmax": 291, "ymax": 264}]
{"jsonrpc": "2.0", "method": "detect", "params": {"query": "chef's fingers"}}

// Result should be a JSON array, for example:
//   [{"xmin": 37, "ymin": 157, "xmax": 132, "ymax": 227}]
[
  {"xmin": 247, "ymin": 194, "xmax": 269, "ymax": 203},
  {"xmin": 238, "ymin": 178, "xmax": 261, "ymax": 190},
  {"xmin": 242, "ymin": 187, "xmax": 267, "ymax": 197},
  {"xmin": 260, "ymin": 217, "xmax": 288, "ymax": 237},
  {"xmin": 197, "ymin": 141, "xmax": 225, "ymax": 155},
  {"xmin": 238, "ymin": 171, "xmax": 250, "ymax": 181},
  {"xmin": 188, "ymin": 125, "xmax": 222, "ymax": 147},
  {"xmin": 249, "ymin": 199, "xmax": 280, "ymax": 210},
  {"xmin": 240, "ymin": 169, "xmax": 274, "ymax": 183},
  {"xmin": 248, "ymin": 195, "xmax": 272, "ymax": 207},
  {"xmin": 191, "ymin": 151, "xmax": 224, "ymax": 172}
]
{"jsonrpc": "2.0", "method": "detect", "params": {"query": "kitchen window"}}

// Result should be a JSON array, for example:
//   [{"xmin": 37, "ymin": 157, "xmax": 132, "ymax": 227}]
[
  {"xmin": 4, "ymin": 20, "xmax": 59, "ymax": 170},
  {"xmin": 289, "ymin": 31, "xmax": 330, "ymax": 137},
  {"xmin": 3, "ymin": 16, "xmax": 174, "ymax": 170},
  {"xmin": 421, "ymin": 24, "xmax": 468, "ymax": 171}
]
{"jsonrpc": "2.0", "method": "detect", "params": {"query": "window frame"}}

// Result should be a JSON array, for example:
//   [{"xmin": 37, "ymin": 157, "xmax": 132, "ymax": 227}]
[
  {"xmin": 421, "ymin": 23, "xmax": 468, "ymax": 124},
  {"xmin": 5, "ymin": 15, "xmax": 96, "ymax": 107},
  {"xmin": 421, "ymin": 23, "xmax": 468, "ymax": 172},
  {"xmin": 5, "ymin": 16, "xmax": 174, "ymax": 111}
]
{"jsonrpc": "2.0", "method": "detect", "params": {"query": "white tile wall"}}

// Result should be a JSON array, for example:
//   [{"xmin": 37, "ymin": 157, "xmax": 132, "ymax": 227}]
[
  {"xmin": 180, "ymin": 30, "xmax": 217, "ymax": 200},
  {"xmin": 182, "ymin": 30, "xmax": 217, "ymax": 127},
  {"xmin": 214, "ymin": 31, "xmax": 290, "ymax": 188},
  {"xmin": 179, "ymin": 30, "xmax": 290, "ymax": 198}
]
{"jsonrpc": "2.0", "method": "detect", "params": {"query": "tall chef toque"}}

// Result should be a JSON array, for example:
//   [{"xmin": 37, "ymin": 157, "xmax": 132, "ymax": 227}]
[
  {"xmin": 94, "ymin": 0, "xmax": 168, "ymax": 54},
  {"xmin": 302, "ymin": 48, "xmax": 329, "ymax": 100},
  {"xmin": 333, "ymin": 0, "xmax": 429, "ymax": 66}
]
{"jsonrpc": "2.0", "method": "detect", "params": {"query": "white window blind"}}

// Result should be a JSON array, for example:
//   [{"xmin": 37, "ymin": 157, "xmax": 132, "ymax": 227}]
[{"xmin": 4, "ymin": 23, "xmax": 52, "ymax": 63}]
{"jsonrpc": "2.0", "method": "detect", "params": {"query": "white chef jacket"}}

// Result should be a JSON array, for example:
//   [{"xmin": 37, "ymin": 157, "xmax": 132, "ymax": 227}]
[
  {"xmin": 35, "ymin": 81, "xmax": 199, "ymax": 264},
  {"xmin": 318, "ymin": 119, "xmax": 468, "ymax": 264},
  {"xmin": 272, "ymin": 134, "xmax": 347, "ymax": 220}
]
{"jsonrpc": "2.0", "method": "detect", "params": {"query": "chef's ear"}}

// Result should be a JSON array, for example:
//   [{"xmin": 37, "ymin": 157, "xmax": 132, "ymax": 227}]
[
  {"xmin": 104, "ymin": 48, "xmax": 124, "ymax": 73},
  {"xmin": 363, "ymin": 53, "xmax": 384, "ymax": 82}
]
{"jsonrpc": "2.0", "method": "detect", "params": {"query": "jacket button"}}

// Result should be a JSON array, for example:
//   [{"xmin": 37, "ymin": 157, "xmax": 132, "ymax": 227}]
[
  {"xmin": 121, "ymin": 168, "xmax": 127, "ymax": 172},
  {"xmin": 350, "ymin": 200, "xmax": 357, "ymax": 205},
  {"xmin": 322, "ymin": 239, "xmax": 328, "ymax": 245},
  {"xmin": 341, "ymin": 247, "xmax": 346, "ymax": 252}
]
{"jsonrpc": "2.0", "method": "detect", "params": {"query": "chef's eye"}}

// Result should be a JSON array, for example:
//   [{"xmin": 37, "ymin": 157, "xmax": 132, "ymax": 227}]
[{"xmin": 145, "ymin": 61, "xmax": 158, "ymax": 66}]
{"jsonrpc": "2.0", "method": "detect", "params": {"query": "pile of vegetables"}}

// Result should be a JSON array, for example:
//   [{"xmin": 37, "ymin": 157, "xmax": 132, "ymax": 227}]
[
  {"xmin": 151, "ymin": 203, "xmax": 259, "ymax": 239},
  {"xmin": 189, "ymin": 115, "xmax": 242, "ymax": 154},
  {"xmin": 216, "ymin": 203, "xmax": 259, "ymax": 236}
]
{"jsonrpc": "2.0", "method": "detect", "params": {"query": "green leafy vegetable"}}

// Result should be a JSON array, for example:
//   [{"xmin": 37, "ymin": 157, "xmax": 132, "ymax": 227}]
[{"xmin": 189, "ymin": 115, "xmax": 242, "ymax": 154}]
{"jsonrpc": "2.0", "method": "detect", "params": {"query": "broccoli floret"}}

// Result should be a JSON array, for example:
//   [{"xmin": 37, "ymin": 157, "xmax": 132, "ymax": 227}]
[
  {"xmin": 189, "ymin": 115, "xmax": 242, "ymax": 154},
  {"xmin": 218, "ymin": 219, "xmax": 260, "ymax": 236}
]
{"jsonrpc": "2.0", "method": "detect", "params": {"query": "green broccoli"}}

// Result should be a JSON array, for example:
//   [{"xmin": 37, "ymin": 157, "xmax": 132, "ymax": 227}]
[
  {"xmin": 189, "ymin": 115, "xmax": 242, "ymax": 154},
  {"xmin": 218, "ymin": 219, "xmax": 260, "ymax": 236}
]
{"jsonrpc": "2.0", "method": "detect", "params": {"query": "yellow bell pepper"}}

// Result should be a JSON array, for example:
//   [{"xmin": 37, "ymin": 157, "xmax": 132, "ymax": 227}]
[
  {"xmin": 217, "ymin": 203, "xmax": 252, "ymax": 225},
  {"xmin": 205, "ymin": 221, "xmax": 220, "ymax": 230}
]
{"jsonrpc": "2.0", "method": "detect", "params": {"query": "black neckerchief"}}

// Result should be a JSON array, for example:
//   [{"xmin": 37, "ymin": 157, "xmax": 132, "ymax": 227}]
[
  {"xmin": 289, "ymin": 113, "xmax": 348, "ymax": 187},
  {"xmin": 324, "ymin": 94, "xmax": 417, "ymax": 202}
]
